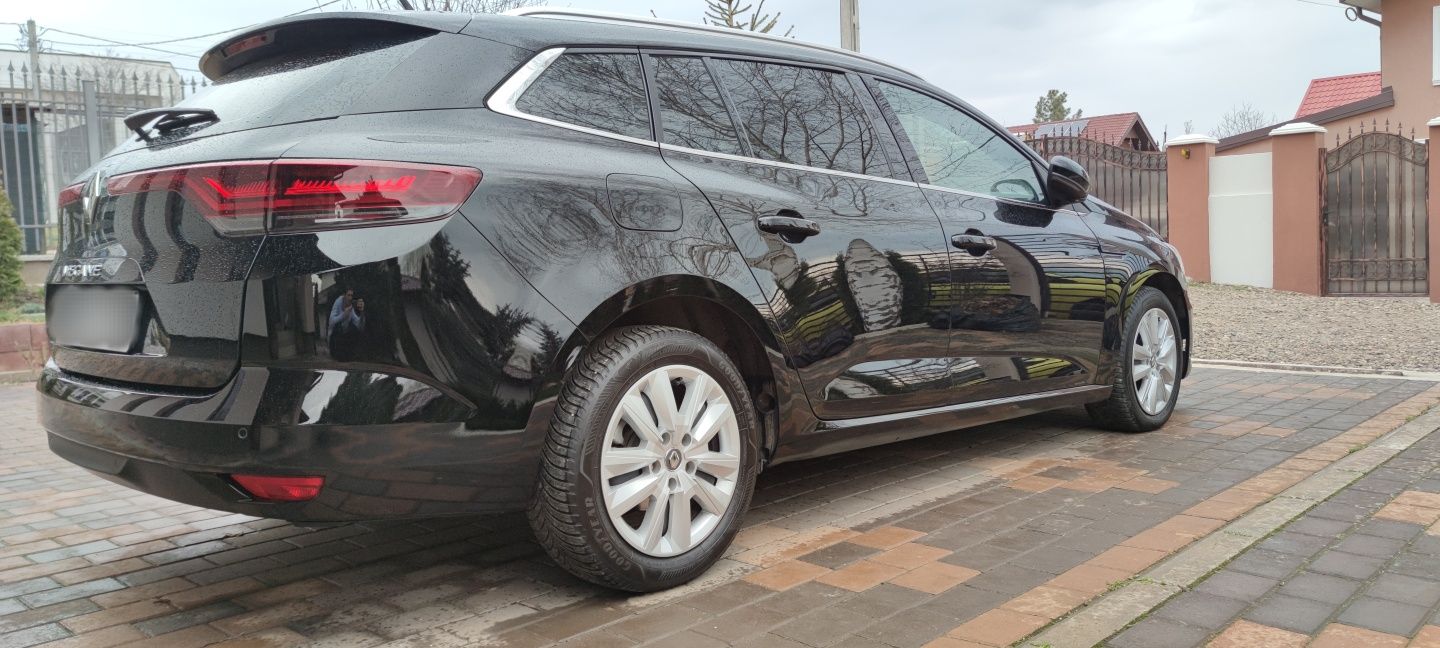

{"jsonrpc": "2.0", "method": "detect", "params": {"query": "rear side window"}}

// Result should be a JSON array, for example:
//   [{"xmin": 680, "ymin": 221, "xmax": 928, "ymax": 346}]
[
  {"xmin": 876, "ymin": 82, "xmax": 1044, "ymax": 203},
  {"xmin": 515, "ymin": 53, "xmax": 652, "ymax": 140},
  {"xmin": 712, "ymin": 60, "xmax": 890, "ymax": 177},
  {"xmin": 652, "ymin": 56, "xmax": 745, "ymax": 156}
]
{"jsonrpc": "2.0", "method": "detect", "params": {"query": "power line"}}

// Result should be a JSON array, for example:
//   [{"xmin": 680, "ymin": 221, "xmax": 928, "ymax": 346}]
[
  {"xmin": 42, "ymin": 29, "xmax": 203, "ymax": 57},
  {"xmin": 18, "ymin": 0, "xmax": 348, "ymax": 59},
  {"xmin": 98, "ymin": 0, "xmax": 347, "ymax": 46}
]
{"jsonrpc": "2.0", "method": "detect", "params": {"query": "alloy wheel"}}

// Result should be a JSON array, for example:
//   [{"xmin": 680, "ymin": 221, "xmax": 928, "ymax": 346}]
[
  {"xmin": 1131, "ymin": 307, "xmax": 1179, "ymax": 416},
  {"xmin": 600, "ymin": 364, "xmax": 741, "ymax": 558}
]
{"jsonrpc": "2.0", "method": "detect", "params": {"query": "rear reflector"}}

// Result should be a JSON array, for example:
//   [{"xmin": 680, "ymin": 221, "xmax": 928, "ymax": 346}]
[
  {"xmin": 105, "ymin": 160, "xmax": 481, "ymax": 236},
  {"xmin": 230, "ymin": 474, "xmax": 324, "ymax": 502}
]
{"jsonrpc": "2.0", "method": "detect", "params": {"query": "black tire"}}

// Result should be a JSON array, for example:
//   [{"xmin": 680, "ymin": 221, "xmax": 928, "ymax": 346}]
[
  {"xmin": 1086, "ymin": 287, "xmax": 1182, "ymax": 432},
  {"xmin": 527, "ymin": 325, "xmax": 760, "ymax": 592}
]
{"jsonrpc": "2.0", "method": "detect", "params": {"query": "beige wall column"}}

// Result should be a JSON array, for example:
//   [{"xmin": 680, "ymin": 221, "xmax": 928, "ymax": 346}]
[
  {"xmin": 1429, "ymin": 117, "xmax": 1440, "ymax": 303},
  {"xmin": 1164, "ymin": 135, "xmax": 1218, "ymax": 282},
  {"xmin": 1269, "ymin": 122, "xmax": 1328, "ymax": 296}
]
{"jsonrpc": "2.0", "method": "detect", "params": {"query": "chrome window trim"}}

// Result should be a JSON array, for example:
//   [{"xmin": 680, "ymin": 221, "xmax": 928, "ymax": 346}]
[
  {"xmin": 659, "ymin": 143, "xmax": 917, "ymax": 188},
  {"xmin": 504, "ymin": 7, "xmax": 923, "ymax": 81},
  {"xmin": 919, "ymin": 182, "xmax": 1078, "ymax": 214},
  {"xmin": 485, "ymin": 47, "xmax": 659, "ymax": 149}
]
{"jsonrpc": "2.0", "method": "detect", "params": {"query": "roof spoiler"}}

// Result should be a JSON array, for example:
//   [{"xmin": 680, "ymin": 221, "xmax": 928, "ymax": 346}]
[{"xmin": 198, "ymin": 11, "xmax": 472, "ymax": 81}]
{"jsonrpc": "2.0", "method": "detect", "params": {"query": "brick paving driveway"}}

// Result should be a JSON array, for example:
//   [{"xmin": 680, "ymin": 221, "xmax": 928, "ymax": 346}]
[{"xmin": 2, "ymin": 367, "xmax": 1440, "ymax": 648}]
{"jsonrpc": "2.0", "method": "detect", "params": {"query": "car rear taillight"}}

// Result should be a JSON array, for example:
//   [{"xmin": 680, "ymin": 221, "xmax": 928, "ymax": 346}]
[
  {"xmin": 58, "ymin": 182, "xmax": 85, "ymax": 210},
  {"xmin": 105, "ymin": 160, "xmax": 481, "ymax": 236},
  {"xmin": 230, "ymin": 474, "xmax": 324, "ymax": 502}
]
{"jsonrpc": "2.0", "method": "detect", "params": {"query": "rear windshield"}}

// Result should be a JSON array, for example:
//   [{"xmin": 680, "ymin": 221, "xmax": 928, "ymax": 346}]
[{"xmin": 170, "ymin": 34, "xmax": 430, "ymax": 137}]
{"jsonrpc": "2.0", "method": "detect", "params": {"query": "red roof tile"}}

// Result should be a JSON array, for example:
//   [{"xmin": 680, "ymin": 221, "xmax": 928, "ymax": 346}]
[
  {"xmin": 1008, "ymin": 112, "xmax": 1154, "ymax": 149},
  {"xmin": 1296, "ymin": 72, "xmax": 1381, "ymax": 119}
]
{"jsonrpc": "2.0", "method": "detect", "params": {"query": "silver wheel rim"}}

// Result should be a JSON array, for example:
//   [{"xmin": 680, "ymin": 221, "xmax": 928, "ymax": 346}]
[
  {"xmin": 600, "ymin": 364, "xmax": 741, "ymax": 558},
  {"xmin": 1132, "ymin": 307, "xmax": 1179, "ymax": 416}
]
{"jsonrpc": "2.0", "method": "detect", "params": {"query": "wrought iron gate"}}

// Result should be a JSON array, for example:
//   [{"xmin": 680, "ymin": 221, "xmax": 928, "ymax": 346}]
[
  {"xmin": 1, "ymin": 62, "xmax": 204, "ymax": 254},
  {"xmin": 1026, "ymin": 135, "xmax": 1168, "ymax": 238},
  {"xmin": 1322, "ymin": 128, "xmax": 1428, "ymax": 296}
]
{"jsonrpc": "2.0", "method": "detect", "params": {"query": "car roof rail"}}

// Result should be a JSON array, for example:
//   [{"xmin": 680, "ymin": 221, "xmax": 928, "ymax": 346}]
[{"xmin": 502, "ymin": 7, "xmax": 922, "ymax": 80}]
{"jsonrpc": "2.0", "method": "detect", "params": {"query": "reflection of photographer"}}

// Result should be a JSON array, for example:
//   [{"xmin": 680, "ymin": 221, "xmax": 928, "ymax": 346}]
[
  {"xmin": 328, "ymin": 289, "xmax": 357, "ymax": 338},
  {"xmin": 329, "ymin": 290, "xmax": 369, "ymax": 361}
]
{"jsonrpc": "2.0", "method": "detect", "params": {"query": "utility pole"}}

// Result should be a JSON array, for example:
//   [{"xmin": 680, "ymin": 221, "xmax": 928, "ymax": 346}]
[
  {"xmin": 25, "ymin": 19, "xmax": 40, "ymax": 105},
  {"xmin": 840, "ymin": 0, "xmax": 859, "ymax": 51}
]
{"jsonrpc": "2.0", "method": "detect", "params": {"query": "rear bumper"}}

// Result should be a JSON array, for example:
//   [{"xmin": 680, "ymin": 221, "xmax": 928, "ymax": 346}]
[{"xmin": 38, "ymin": 364, "xmax": 544, "ymax": 522}]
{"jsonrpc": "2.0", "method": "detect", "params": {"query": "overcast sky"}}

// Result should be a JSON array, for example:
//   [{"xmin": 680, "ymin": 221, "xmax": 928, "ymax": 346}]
[{"xmin": 3, "ymin": 0, "xmax": 1382, "ymax": 139}]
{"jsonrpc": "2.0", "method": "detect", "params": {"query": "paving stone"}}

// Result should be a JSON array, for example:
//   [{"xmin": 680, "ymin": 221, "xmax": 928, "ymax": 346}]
[
  {"xmin": 1153, "ymin": 590, "xmax": 1251, "ymax": 631},
  {"xmin": 1195, "ymin": 571, "xmax": 1281, "ymax": 602},
  {"xmin": 1225, "ymin": 548, "xmax": 1307, "ymax": 579},
  {"xmin": 1308, "ymin": 550, "xmax": 1387, "ymax": 580},
  {"xmin": 1109, "ymin": 615, "xmax": 1210, "ymax": 648},
  {"xmin": 1334, "ymin": 533, "xmax": 1409, "ymax": 559},
  {"xmin": 798, "ymin": 542, "xmax": 881, "ymax": 570},
  {"xmin": 1366, "ymin": 571, "xmax": 1440, "ymax": 607},
  {"xmin": 132, "ymin": 601, "xmax": 246, "ymax": 637},
  {"xmin": 1337, "ymin": 596, "xmax": 1430, "ymax": 636},
  {"xmin": 1278, "ymin": 571, "xmax": 1362, "ymax": 605},
  {"xmin": 1243, "ymin": 594, "xmax": 1335, "ymax": 634}
]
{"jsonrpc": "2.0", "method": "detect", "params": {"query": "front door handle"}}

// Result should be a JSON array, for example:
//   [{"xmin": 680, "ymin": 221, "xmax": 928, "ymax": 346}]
[
  {"xmin": 952, "ymin": 233, "xmax": 997, "ymax": 255},
  {"xmin": 758, "ymin": 213, "xmax": 821, "ymax": 243}
]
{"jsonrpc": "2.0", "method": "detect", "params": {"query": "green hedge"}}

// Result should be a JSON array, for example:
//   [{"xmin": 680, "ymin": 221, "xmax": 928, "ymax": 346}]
[{"xmin": 0, "ymin": 190, "xmax": 23, "ymax": 306}]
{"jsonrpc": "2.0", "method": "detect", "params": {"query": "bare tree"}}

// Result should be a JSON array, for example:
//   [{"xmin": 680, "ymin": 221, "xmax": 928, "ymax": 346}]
[
  {"xmin": 357, "ymin": 0, "xmax": 542, "ymax": 12},
  {"xmin": 703, "ymin": 0, "xmax": 794, "ymax": 36},
  {"xmin": 1211, "ymin": 103, "xmax": 1276, "ymax": 139}
]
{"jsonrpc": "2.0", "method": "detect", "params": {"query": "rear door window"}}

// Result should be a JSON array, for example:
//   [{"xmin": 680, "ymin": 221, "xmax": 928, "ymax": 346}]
[
  {"xmin": 651, "ymin": 56, "xmax": 746, "ymax": 156},
  {"xmin": 515, "ymin": 52, "xmax": 652, "ymax": 140},
  {"xmin": 711, "ymin": 59, "xmax": 892, "ymax": 177}
]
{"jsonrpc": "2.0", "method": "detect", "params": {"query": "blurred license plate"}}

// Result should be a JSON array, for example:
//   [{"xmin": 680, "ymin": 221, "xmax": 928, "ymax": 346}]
[{"xmin": 48, "ymin": 287, "xmax": 145, "ymax": 353}]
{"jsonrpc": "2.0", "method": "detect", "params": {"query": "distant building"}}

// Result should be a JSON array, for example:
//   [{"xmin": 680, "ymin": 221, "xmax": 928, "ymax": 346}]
[
  {"xmin": 1219, "ymin": 0, "xmax": 1439, "ymax": 155},
  {"xmin": 1008, "ymin": 112, "xmax": 1160, "ymax": 152},
  {"xmin": 0, "ymin": 50, "xmax": 188, "ymax": 253}
]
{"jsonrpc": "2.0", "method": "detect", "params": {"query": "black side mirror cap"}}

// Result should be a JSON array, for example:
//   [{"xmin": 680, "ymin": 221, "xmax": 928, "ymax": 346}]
[{"xmin": 1046, "ymin": 155, "xmax": 1090, "ymax": 207}]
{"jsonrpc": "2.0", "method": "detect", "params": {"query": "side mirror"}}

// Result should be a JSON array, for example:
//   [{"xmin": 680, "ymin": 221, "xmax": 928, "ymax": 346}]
[{"xmin": 1046, "ymin": 156, "xmax": 1090, "ymax": 207}]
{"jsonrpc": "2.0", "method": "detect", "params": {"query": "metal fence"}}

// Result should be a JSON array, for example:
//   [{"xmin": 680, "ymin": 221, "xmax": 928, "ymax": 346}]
[
  {"xmin": 1, "ymin": 61, "xmax": 204, "ymax": 254},
  {"xmin": 1321, "ymin": 124, "xmax": 1429, "ymax": 296},
  {"xmin": 1025, "ymin": 134, "xmax": 1169, "ymax": 239}
]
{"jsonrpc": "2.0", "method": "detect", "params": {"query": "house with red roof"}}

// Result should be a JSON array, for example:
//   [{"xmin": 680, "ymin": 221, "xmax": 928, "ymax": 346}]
[
  {"xmin": 1219, "ymin": 0, "xmax": 1438, "ymax": 155},
  {"xmin": 1008, "ymin": 112, "xmax": 1159, "ymax": 152}
]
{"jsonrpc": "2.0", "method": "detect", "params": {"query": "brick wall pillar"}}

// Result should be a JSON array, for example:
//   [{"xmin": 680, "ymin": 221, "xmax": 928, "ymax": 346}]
[
  {"xmin": 1269, "ymin": 122, "xmax": 1328, "ymax": 296},
  {"xmin": 1429, "ymin": 118, "xmax": 1440, "ymax": 303},
  {"xmin": 1164, "ymin": 135, "xmax": 1218, "ymax": 282}
]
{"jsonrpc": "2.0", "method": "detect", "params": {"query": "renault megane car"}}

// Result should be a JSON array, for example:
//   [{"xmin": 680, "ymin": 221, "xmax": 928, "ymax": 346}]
[{"xmin": 39, "ymin": 8, "xmax": 1189, "ymax": 592}]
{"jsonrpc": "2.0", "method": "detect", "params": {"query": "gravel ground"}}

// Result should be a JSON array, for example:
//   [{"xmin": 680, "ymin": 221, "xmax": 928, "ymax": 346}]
[{"xmin": 1189, "ymin": 282, "xmax": 1440, "ymax": 372}]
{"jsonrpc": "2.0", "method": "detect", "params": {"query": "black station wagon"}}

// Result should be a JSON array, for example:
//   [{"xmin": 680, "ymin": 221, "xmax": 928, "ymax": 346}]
[{"xmin": 39, "ymin": 8, "xmax": 1190, "ymax": 591}]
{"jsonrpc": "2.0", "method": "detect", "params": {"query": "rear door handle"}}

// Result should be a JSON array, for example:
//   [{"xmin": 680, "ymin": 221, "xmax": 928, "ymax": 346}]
[
  {"xmin": 757, "ymin": 213, "xmax": 821, "ymax": 242},
  {"xmin": 952, "ymin": 233, "xmax": 996, "ymax": 255}
]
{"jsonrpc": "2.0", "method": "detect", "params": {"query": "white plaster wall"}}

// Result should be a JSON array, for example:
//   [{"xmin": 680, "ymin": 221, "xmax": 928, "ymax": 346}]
[{"xmin": 1209, "ymin": 153, "xmax": 1274, "ymax": 288}]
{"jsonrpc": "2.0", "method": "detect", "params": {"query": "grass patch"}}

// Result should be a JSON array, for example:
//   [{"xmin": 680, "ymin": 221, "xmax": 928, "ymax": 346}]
[{"xmin": 0, "ymin": 285, "xmax": 44, "ymax": 324}]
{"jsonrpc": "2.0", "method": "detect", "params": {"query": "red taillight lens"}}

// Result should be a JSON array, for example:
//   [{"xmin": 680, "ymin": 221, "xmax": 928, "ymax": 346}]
[
  {"xmin": 268, "ymin": 160, "xmax": 481, "ymax": 233},
  {"xmin": 105, "ymin": 160, "xmax": 481, "ymax": 236},
  {"xmin": 230, "ymin": 474, "xmax": 324, "ymax": 502},
  {"xmin": 58, "ymin": 182, "xmax": 85, "ymax": 210}
]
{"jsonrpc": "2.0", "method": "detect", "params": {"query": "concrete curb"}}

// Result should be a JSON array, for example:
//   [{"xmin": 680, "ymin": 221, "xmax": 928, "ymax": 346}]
[
  {"xmin": 0, "ymin": 370, "xmax": 38, "ymax": 385},
  {"xmin": 1026, "ymin": 405, "xmax": 1440, "ymax": 648},
  {"xmin": 1195, "ymin": 359, "xmax": 1440, "ymax": 381}
]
